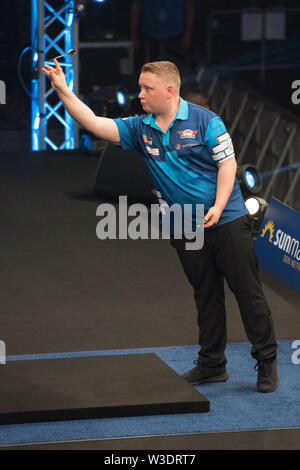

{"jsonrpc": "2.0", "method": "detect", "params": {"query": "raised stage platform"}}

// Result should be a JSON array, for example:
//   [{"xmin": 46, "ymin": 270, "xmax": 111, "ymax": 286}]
[{"xmin": 0, "ymin": 353, "xmax": 209, "ymax": 425}]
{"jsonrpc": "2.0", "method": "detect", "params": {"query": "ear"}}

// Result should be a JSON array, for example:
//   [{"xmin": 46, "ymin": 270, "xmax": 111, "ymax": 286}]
[{"xmin": 166, "ymin": 84, "xmax": 175, "ymax": 98}]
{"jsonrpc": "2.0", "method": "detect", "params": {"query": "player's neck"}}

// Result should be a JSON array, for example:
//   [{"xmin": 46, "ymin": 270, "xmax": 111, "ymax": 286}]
[{"xmin": 155, "ymin": 98, "xmax": 180, "ymax": 131}]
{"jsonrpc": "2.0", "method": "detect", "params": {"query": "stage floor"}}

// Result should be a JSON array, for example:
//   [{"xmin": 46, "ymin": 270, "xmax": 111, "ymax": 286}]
[{"xmin": 0, "ymin": 150, "xmax": 299, "ymax": 449}]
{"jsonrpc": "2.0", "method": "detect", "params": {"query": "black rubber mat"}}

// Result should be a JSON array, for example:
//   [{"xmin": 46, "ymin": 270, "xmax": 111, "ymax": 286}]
[{"xmin": 0, "ymin": 354, "xmax": 209, "ymax": 425}]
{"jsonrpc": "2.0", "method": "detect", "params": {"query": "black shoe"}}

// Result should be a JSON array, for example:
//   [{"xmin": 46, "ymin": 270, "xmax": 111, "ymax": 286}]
[
  {"xmin": 255, "ymin": 359, "xmax": 279, "ymax": 393},
  {"xmin": 182, "ymin": 361, "xmax": 229, "ymax": 385}
]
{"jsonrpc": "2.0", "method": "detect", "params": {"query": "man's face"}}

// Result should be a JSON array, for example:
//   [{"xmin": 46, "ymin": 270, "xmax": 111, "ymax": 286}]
[{"xmin": 138, "ymin": 72, "xmax": 170, "ymax": 114}]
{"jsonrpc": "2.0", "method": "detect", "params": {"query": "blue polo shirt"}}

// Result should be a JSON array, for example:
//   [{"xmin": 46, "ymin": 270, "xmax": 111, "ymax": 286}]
[{"xmin": 113, "ymin": 98, "xmax": 248, "ymax": 231}]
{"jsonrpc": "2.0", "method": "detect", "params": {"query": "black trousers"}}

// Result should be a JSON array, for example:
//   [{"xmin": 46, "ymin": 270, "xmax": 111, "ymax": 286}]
[{"xmin": 170, "ymin": 215, "xmax": 277, "ymax": 368}]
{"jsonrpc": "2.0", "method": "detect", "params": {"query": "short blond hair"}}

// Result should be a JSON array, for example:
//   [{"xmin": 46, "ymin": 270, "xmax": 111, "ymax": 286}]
[{"xmin": 141, "ymin": 61, "xmax": 181, "ymax": 93}]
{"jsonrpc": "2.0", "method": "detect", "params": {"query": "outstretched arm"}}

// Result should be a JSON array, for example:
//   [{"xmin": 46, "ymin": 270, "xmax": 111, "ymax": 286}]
[{"xmin": 41, "ymin": 59, "xmax": 120, "ymax": 144}]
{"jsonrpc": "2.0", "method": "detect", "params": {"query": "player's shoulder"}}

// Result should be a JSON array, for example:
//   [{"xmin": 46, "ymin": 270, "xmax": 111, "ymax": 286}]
[
  {"xmin": 184, "ymin": 101, "xmax": 228, "ymax": 140},
  {"xmin": 186, "ymin": 100, "xmax": 218, "ymax": 121}
]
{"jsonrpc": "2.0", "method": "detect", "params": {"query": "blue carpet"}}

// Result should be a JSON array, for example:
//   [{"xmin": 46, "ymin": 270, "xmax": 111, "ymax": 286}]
[{"xmin": 0, "ymin": 340, "xmax": 299, "ymax": 446}]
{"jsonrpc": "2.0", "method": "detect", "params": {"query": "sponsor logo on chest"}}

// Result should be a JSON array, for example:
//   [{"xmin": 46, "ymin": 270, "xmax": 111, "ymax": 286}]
[
  {"xmin": 177, "ymin": 129, "xmax": 198, "ymax": 139},
  {"xmin": 145, "ymin": 146, "xmax": 160, "ymax": 156},
  {"xmin": 143, "ymin": 135, "xmax": 153, "ymax": 145}
]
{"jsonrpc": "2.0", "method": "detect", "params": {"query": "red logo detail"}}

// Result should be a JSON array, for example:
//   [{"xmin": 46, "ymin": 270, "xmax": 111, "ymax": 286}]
[
  {"xmin": 146, "ymin": 146, "xmax": 159, "ymax": 156},
  {"xmin": 177, "ymin": 129, "xmax": 198, "ymax": 139}
]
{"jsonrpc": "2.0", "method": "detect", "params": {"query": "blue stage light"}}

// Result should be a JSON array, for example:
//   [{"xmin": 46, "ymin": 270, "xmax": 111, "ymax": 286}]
[
  {"xmin": 116, "ymin": 91, "xmax": 126, "ymax": 106},
  {"xmin": 237, "ymin": 164, "xmax": 262, "ymax": 195},
  {"xmin": 115, "ymin": 85, "xmax": 130, "ymax": 110},
  {"xmin": 244, "ymin": 169, "xmax": 255, "ymax": 189}
]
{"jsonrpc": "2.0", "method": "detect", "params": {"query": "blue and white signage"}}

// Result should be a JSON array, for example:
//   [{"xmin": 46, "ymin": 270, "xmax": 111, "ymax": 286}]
[{"xmin": 255, "ymin": 197, "xmax": 300, "ymax": 294}]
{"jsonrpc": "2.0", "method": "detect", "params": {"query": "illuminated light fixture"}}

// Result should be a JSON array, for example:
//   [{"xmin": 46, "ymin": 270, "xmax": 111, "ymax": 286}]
[
  {"xmin": 245, "ymin": 196, "xmax": 268, "ymax": 219},
  {"xmin": 116, "ymin": 90, "xmax": 126, "ymax": 106},
  {"xmin": 86, "ymin": 84, "xmax": 132, "ymax": 117},
  {"xmin": 115, "ymin": 85, "xmax": 130, "ymax": 111},
  {"xmin": 75, "ymin": 0, "xmax": 86, "ymax": 15},
  {"xmin": 237, "ymin": 164, "xmax": 262, "ymax": 197}
]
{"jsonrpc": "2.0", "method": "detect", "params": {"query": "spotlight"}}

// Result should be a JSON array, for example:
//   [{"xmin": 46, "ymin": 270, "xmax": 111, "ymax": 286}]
[
  {"xmin": 75, "ymin": 0, "xmax": 86, "ymax": 15},
  {"xmin": 116, "ymin": 90, "xmax": 126, "ymax": 107},
  {"xmin": 115, "ymin": 85, "xmax": 130, "ymax": 111},
  {"xmin": 85, "ymin": 84, "xmax": 132, "ymax": 118},
  {"xmin": 245, "ymin": 196, "xmax": 268, "ymax": 219},
  {"xmin": 237, "ymin": 164, "xmax": 262, "ymax": 197}
]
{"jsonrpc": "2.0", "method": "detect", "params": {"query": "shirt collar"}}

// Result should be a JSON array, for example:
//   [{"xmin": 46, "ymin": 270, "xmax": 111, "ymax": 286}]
[
  {"xmin": 176, "ymin": 97, "xmax": 189, "ymax": 120},
  {"xmin": 142, "ymin": 97, "xmax": 189, "ymax": 126}
]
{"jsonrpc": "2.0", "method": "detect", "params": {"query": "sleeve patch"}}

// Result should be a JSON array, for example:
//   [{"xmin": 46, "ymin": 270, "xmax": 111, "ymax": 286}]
[{"xmin": 211, "ymin": 132, "xmax": 234, "ymax": 162}]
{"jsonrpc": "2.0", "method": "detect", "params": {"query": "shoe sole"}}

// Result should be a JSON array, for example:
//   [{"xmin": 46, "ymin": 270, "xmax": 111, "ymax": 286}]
[
  {"xmin": 257, "ymin": 377, "xmax": 279, "ymax": 393},
  {"xmin": 187, "ymin": 371, "xmax": 230, "ymax": 385}
]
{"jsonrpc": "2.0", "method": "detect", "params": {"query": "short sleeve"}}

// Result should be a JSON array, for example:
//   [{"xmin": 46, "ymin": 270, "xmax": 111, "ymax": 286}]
[
  {"xmin": 204, "ymin": 116, "xmax": 235, "ymax": 164},
  {"xmin": 113, "ymin": 116, "xmax": 140, "ymax": 151}
]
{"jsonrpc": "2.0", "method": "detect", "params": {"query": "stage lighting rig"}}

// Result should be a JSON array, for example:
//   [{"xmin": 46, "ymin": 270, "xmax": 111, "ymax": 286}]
[
  {"xmin": 86, "ymin": 84, "xmax": 132, "ymax": 117},
  {"xmin": 237, "ymin": 164, "xmax": 262, "ymax": 198},
  {"xmin": 75, "ymin": 0, "xmax": 86, "ymax": 16},
  {"xmin": 80, "ymin": 83, "xmax": 132, "ymax": 150},
  {"xmin": 244, "ymin": 196, "xmax": 268, "ymax": 238},
  {"xmin": 236, "ymin": 164, "xmax": 266, "ymax": 236},
  {"xmin": 245, "ymin": 196, "xmax": 268, "ymax": 219}
]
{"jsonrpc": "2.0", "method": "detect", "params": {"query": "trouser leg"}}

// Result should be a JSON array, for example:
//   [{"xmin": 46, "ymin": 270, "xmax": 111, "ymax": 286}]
[
  {"xmin": 171, "ymin": 215, "xmax": 277, "ymax": 366},
  {"xmin": 210, "ymin": 216, "xmax": 278, "ymax": 362},
  {"xmin": 170, "ymin": 236, "xmax": 227, "ymax": 368}
]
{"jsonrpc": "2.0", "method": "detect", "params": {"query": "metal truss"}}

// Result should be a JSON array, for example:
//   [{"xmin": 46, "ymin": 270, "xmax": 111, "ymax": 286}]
[{"xmin": 31, "ymin": 0, "xmax": 79, "ymax": 150}]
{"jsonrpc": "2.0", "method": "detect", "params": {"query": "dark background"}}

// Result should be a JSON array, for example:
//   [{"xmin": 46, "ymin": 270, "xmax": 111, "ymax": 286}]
[
  {"xmin": 0, "ymin": 2, "xmax": 299, "ymax": 450},
  {"xmin": 0, "ymin": 0, "xmax": 299, "ymax": 137}
]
